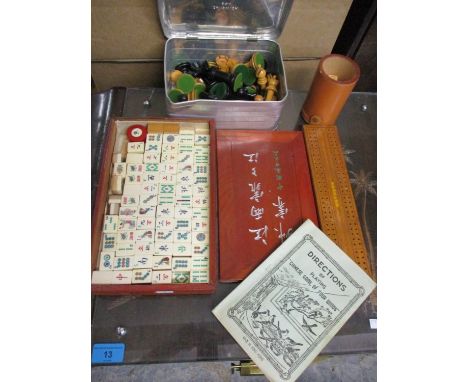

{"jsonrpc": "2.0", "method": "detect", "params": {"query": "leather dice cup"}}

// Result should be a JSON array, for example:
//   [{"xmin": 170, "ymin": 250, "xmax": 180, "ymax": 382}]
[{"xmin": 301, "ymin": 54, "xmax": 360, "ymax": 125}]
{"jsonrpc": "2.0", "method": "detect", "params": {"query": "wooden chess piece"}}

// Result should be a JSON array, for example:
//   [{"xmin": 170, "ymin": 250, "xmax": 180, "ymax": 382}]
[
  {"xmin": 216, "ymin": 55, "xmax": 230, "ymax": 72},
  {"xmin": 256, "ymin": 67, "xmax": 267, "ymax": 90},
  {"xmin": 265, "ymin": 74, "xmax": 279, "ymax": 101},
  {"xmin": 170, "ymin": 70, "xmax": 183, "ymax": 83},
  {"xmin": 227, "ymin": 57, "xmax": 239, "ymax": 73}
]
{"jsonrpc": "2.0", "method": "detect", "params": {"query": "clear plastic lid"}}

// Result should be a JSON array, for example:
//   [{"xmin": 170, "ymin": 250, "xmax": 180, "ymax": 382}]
[{"xmin": 157, "ymin": 0, "xmax": 293, "ymax": 40}]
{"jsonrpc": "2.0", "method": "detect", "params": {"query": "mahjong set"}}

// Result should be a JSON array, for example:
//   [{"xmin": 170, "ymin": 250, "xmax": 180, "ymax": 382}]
[{"xmin": 91, "ymin": 118, "xmax": 217, "ymax": 295}]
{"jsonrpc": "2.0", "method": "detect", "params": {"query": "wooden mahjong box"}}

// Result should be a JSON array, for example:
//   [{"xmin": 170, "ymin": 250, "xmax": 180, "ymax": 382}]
[{"xmin": 91, "ymin": 118, "xmax": 218, "ymax": 295}]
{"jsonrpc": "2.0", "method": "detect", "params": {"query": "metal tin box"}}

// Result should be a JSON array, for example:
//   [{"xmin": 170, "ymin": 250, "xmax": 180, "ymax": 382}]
[{"xmin": 158, "ymin": 0, "xmax": 294, "ymax": 129}]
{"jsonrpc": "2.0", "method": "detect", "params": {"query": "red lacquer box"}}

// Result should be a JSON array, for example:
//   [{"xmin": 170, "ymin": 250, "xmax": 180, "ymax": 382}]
[{"xmin": 217, "ymin": 130, "xmax": 318, "ymax": 282}]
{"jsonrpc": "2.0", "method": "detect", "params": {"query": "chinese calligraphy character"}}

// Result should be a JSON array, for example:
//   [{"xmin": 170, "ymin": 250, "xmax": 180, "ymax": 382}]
[
  {"xmin": 243, "ymin": 153, "xmax": 259, "ymax": 163},
  {"xmin": 274, "ymin": 222, "xmax": 293, "ymax": 243},
  {"xmin": 250, "ymin": 206, "xmax": 264, "ymax": 220},
  {"xmin": 249, "ymin": 182, "xmax": 264, "ymax": 203},
  {"xmin": 249, "ymin": 225, "xmax": 268, "ymax": 245},
  {"xmin": 251, "ymin": 167, "xmax": 257, "ymax": 177},
  {"xmin": 273, "ymin": 196, "xmax": 288, "ymax": 219}
]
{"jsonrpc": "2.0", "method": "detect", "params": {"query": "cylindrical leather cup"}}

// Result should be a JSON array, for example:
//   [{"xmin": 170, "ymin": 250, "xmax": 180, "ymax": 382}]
[{"xmin": 301, "ymin": 54, "xmax": 360, "ymax": 125}]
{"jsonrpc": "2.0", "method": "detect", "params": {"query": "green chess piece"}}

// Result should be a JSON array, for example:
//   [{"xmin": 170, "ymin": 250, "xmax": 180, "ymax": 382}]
[
  {"xmin": 176, "ymin": 73, "xmax": 196, "ymax": 94},
  {"xmin": 168, "ymin": 88, "xmax": 184, "ymax": 102},
  {"xmin": 209, "ymin": 82, "xmax": 228, "ymax": 99}
]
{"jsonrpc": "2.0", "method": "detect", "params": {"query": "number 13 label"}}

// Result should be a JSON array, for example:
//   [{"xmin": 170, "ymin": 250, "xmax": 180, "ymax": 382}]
[{"xmin": 91, "ymin": 343, "xmax": 125, "ymax": 364}]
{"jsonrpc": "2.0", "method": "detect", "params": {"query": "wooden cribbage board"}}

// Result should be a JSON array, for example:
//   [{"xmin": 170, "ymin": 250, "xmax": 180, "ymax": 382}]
[
  {"xmin": 91, "ymin": 118, "xmax": 217, "ymax": 295},
  {"xmin": 303, "ymin": 124, "xmax": 373, "ymax": 278}
]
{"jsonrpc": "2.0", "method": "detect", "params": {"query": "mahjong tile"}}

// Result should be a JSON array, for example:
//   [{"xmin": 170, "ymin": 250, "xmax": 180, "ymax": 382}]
[
  {"xmin": 102, "ymin": 232, "xmax": 117, "ymax": 251},
  {"xmin": 164, "ymin": 162, "xmax": 177, "ymax": 174},
  {"xmin": 127, "ymin": 142, "xmax": 145, "ymax": 153},
  {"xmin": 131, "ymin": 254, "xmax": 152, "ymax": 269},
  {"xmin": 155, "ymin": 229, "xmax": 174, "ymax": 242},
  {"xmin": 177, "ymin": 153, "xmax": 193, "ymax": 164},
  {"xmin": 143, "ymin": 173, "xmax": 159, "ymax": 184},
  {"xmin": 116, "ymin": 242, "xmax": 135, "ymax": 256},
  {"xmin": 178, "ymin": 144, "xmax": 194, "ymax": 153},
  {"xmin": 111, "ymin": 270, "xmax": 133, "ymax": 284},
  {"xmin": 192, "ymin": 218, "xmax": 209, "ymax": 231},
  {"xmin": 119, "ymin": 206, "xmax": 138, "ymax": 217},
  {"xmin": 159, "ymin": 183, "xmax": 176, "ymax": 196},
  {"xmin": 162, "ymin": 144, "xmax": 178, "ymax": 153},
  {"xmin": 145, "ymin": 163, "xmax": 160, "ymax": 173},
  {"xmin": 117, "ymin": 230, "xmax": 136, "ymax": 243},
  {"xmin": 118, "ymin": 217, "xmax": 137, "ymax": 230},
  {"xmin": 113, "ymin": 162, "xmax": 127, "ymax": 176},
  {"xmin": 177, "ymin": 172, "xmax": 194, "ymax": 184},
  {"xmin": 152, "ymin": 270, "xmax": 172, "ymax": 284},
  {"xmin": 177, "ymin": 163, "xmax": 193, "ymax": 173},
  {"xmin": 137, "ymin": 216, "xmax": 156, "ymax": 230},
  {"xmin": 103, "ymin": 215, "xmax": 119, "ymax": 233},
  {"xmin": 153, "ymin": 255, "xmax": 172, "ymax": 270},
  {"xmin": 126, "ymin": 174, "xmax": 143, "ymax": 185},
  {"xmin": 132, "ymin": 268, "xmax": 152, "ymax": 284},
  {"xmin": 159, "ymin": 174, "xmax": 176, "ymax": 183},
  {"xmin": 134, "ymin": 241, "xmax": 155, "ymax": 255},
  {"xmin": 193, "ymin": 164, "xmax": 209, "ymax": 176},
  {"xmin": 173, "ymin": 242, "xmax": 191, "ymax": 257},
  {"xmin": 154, "ymin": 242, "xmax": 173, "ymax": 256},
  {"xmin": 194, "ymin": 134, "xmax": 209, "ymax": 145},
  {"xmin": 127, "ymin": 163, "xmax": 145, "ymax": 174},
  {"xmin": 139, "ymin": 193, "xmax": 158, "ymax": 206},
  {"xmin": 194, "ymin": 152, "xmax": 209, "ymax": 164},
  {"xmin": 176, "ymin": 184, "xmax": 192, "ymax": 196},
  {"xmin": 173, "ymin": 230, "xmax": 191, "ymax": 243},
  {"xmin": 92, "ymin": 271, "xmax": 113, "ymax": 284},
  {"xmin": 174, "ymin": 206, "xmax": 192, "ymax": 219},
  {"xmin": 171, "ymin": 257, "xmax": 191, "ymax": 271},
  {"xmin": 99, "ymin": 251, "xmax": 115, "ymax": 271},
  {"xmin": 121, "ymin": 194, "xmax": 139, "ymax": 206},
  {"xmin": 158, "ymin": 196, "xmax": 175, "ymax": 205},
  {"xmin": 190, "ymin": 269, "xmax": 209, "ymax": 283},
  {"xmin": 192, "ymin": 195, "xmax": 209, "ymax": 207},
  {"xmin": 123, "ymin": 183, "xmax": 142, "ymax": 196},
  {"xmin": 173, "ymin": 218, "xmax": 191, "ymax": 231},
  {"xmin": 192, "ymin": 231, "xmax": 209, "ymax": 245},
  {"xmin": 156, "ymin": 217, "xmax": 174, "ymax": 230},
  {"xmin": 144, "ymin": 152, "xmax": 160, "ymax": 163},
  {"xmin": 144, "ymin": 143, "xmax": 161, "ymax": 153},
  {"xmin": 138, "ymin": 206, "xmax": 156, "ymax": 217},
  {"xmin": 192, "ymin": 243, "xmax": 209, "ymax": 256},
  {"xmin": 193, "ymin": 175, "xmax": 209, "ymax": 185},
  {"xmin": 191, "ymin": 255, "xmax": 209, "ymax": 270},
  {"xmin": 136, "ymin": 229, "xmax": 154, "ymax": 242},
  {"xmin": 175, "ymin": 197, "xmax": 191, "ymax": 207},
  {"xmin": 160, "ymin": 152, "xmax": 178, "ymax": 163},
  {"xmin": 113, "ymin": 256, "xmax": 132, "ymax": 270},
  {"xmin": 192, "ymin": 207, "xmax": 209, "ymax": 219},
  {"xmin": 163, "ymin": 133, "xmax": 179, "ymax": 145},
  {"xmin": 126, "ymin": 153, "xmax": 144, "ymax": 164},
  {"xmin": 192, "ymin": 184, "xmax": 209, "ymax": 196},
  {"xmin": 179, "ymin": 134, "xmax": 195, "ymax": 145},
  {"xmin": 172, "ymin": 271, "xmax": 190, "ymax": 284},
  {"xmin": 146, "ymin": 133, "xmax": 162, "ymax": 144},
  {"xmin": 156, "ymin": 205, "xmax": 175, "ymax": 218}
]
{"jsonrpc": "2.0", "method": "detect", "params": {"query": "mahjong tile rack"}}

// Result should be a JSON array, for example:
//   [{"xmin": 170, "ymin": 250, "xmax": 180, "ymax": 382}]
[{"xmin": 91, "ymin": 118, "xmax": 217, "ymax": 295}]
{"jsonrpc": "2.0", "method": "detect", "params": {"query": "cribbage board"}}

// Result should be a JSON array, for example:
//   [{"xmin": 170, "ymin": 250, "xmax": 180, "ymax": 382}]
[{"xmin": 91, "ymin": 118, "xmax": 217, "ymax": 295}]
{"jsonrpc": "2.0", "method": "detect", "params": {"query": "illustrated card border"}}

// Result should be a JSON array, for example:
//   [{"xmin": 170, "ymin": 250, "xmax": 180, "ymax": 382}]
[{"xmin": 228, "ymin": 234, "xmax": 365, "ymax": 379}]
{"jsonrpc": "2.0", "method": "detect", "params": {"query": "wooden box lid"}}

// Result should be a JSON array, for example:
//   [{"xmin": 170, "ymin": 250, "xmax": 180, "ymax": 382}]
[{"xmin": 217, "ymin": 130, "xmax": 318, "ymax": 282}]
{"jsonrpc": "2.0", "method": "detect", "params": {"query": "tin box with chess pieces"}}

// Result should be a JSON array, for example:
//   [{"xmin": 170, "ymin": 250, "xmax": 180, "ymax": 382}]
[{"xmin": 159, "ymin": 0, "xmax": 293, "ymax": 130}]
